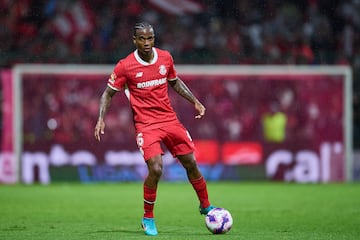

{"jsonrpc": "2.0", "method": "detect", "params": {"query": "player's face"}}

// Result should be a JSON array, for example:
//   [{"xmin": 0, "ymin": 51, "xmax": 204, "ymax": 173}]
[{"xmin": 133, "ymin": 27, "xmax": 155, "ymax": 57}]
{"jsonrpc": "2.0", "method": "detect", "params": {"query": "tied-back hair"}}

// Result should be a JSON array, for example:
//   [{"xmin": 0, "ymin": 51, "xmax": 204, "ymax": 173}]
[{"xmin": 133, "ymin": 22, "xmax": 154, "ymax": 37}]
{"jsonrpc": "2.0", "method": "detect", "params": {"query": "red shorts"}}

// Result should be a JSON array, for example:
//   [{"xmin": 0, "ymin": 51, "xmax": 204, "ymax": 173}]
[{"xmin": 135, "ymin": 123, "xmax": 195, "ymax": 160}]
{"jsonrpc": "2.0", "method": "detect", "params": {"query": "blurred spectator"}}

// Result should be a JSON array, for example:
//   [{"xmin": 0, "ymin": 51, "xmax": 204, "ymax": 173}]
[
  {"xmin": 0, "ymin": 0, "xmax": 356, "ymax": 67},
  {"xmin": 261, "ymin": 101, "xmax": 287, "ymax": 143},
  {"xmin": 0, "ymin": 0, "xmax": 359, "ymax": 147}
]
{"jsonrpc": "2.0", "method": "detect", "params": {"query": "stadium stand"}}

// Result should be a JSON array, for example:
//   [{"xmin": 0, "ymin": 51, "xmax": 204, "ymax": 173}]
[{"xmin": 0, "ymin": 0, "xmax": 359, "ymax": 148}]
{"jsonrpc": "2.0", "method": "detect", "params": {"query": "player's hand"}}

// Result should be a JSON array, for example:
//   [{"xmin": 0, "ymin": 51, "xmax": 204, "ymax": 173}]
[
  {"xmin": 94, "ymin": 119, "xmax": 105, "ymax": 141},
  {"xmin": 194, "ymin": 101, "xmax": 206, "ymax": 119}
]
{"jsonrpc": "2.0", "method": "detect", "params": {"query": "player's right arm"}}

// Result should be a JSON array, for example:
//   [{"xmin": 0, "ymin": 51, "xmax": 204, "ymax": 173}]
[{"xmin": 94, "ymin": 86, "xmax": 117, "ymax": 141}]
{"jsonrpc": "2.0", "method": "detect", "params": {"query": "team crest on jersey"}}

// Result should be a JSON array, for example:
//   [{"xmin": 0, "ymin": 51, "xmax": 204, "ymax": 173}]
[
  {"xmin": 159, "ymin": 65, "xmax": 167, "ymax": 75},
  {"xmin": 109, "ymin": 72, "xmax": 116, "ymax": 84}
]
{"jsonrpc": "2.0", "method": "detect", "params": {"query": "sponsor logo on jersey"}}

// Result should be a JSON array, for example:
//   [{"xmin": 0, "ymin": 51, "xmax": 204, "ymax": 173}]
[
  {"xmin": 135, "ymin": 72, "xmax": 143, "ymax": 78},
  {"xmin": 159, "ymin": 65, "xmax": 167, "ymax": 75},
  {"xmin": 137, "ymin": 77, "xmax": 167, "ymax": 88}
]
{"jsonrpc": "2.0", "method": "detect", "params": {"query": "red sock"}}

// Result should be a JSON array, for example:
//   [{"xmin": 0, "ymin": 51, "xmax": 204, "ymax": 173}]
[
  {"xmin": 143, "ymin": 185, "xmax": 157, "ymax": 218},
  {"xmin": 190, "ymin": 176, "xmax": 210, "ymax": 209}
]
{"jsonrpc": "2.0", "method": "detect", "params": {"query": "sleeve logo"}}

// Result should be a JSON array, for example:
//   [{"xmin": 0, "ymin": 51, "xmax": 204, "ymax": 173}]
[{"xmin": 108, "ymin": 72, "xmax": 116, "ymax": 84}]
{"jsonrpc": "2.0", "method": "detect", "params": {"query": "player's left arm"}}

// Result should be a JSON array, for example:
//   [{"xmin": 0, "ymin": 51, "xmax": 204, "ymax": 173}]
[{"xmin": 168, "ymin": 77, "xmax": 206, "ymax": 119}]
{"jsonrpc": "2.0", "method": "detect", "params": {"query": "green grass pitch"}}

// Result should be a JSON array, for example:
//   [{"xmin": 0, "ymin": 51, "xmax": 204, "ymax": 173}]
[{"xmin": 1, "ymin": 182, "xmax": 359, "ymax": 240}]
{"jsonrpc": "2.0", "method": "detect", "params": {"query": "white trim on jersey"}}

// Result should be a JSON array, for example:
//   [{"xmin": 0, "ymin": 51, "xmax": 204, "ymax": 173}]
[
  {"xmin": 134, "ymin": 48, "xmax": 158, "ymax": 65},
  {"xmin": 124, "ymin": 84, "xmax": 130, "ymax": 100},
  {"xmin": 107, "ymin": 83, "xmax": 120, "ymax": 91},
  {"xmin": 108, "ymin": 80, "xmax": 131, "ymax": 100},
  {"xmin": 167, "ymin": 77, "xmax": 178, "ymax": 82}
]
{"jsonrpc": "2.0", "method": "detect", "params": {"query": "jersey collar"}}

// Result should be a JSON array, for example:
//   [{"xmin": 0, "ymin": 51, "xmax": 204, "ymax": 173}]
[{"xmin": 134, "ymin": 48, "xmax": 158, "ymax": 65}]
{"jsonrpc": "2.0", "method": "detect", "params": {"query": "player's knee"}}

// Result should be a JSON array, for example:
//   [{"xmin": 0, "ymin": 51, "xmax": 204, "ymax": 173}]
[
  {"xmin": 183, "ymin": 159, "xmax": 198, "ymax": 172},
  {"xmin": 149, "ymin": 164, "xmax": 163, "ymax": 179}
]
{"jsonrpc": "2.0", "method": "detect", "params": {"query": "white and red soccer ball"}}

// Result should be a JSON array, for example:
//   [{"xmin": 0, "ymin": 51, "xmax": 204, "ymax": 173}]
[{"xmin": 205, "ymin": 208, "xmax": 233, "ymax": 234}]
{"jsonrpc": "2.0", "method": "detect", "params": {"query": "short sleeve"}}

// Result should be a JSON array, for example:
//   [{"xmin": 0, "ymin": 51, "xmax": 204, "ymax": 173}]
[
  {"xmin": 167, "ymin": 53, "xmax": 177, "ymax": 81},
  {"xmin": 107, "ymin": 61, "xmax": 126, "ymax": 91}
]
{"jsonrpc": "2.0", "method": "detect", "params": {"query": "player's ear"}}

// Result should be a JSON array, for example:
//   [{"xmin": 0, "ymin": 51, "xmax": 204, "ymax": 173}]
[{"xmin": 133, "ymin": 35, "xmax": 136, "ymax": 45}]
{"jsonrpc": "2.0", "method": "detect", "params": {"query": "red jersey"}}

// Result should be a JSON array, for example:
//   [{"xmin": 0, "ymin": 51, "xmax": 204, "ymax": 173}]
[{"xmin": 107, "ymin": 47, "xmax": 179, "ymax": 132}]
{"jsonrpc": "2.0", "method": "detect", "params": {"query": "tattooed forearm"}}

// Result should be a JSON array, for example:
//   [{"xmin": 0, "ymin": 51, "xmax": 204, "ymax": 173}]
[
  {"xmin": 169, "ymin": 78, "xmax": 199, "ymax": 104},
  {"xmin": 98, "ymin": 88, "xmax": 115, "ymax": 120}
]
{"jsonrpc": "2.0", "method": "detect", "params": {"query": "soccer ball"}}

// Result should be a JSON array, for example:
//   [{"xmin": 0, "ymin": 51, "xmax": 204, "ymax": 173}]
[{"xmin": 205, "ymin": 208, "xmax": 233, "ymax": 234}]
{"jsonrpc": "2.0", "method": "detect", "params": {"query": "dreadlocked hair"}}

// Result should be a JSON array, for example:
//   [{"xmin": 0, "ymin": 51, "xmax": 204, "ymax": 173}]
[{"xmin": 133, "ymin": 22, "xmax": 153, "ymax": 37}]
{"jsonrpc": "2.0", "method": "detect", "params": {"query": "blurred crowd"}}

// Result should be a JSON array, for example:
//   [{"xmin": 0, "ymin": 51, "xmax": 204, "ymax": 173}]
[
  {"xmin": 1, "ymin": 0, "xmax": 360, "ymax": 147},
  {"xmin": 1, "ymin": 0, "xmax": 359, "ymax": 66},
  {"xmin": 20, "ymin": 72, "xmax": 343, "ymax": 154}
]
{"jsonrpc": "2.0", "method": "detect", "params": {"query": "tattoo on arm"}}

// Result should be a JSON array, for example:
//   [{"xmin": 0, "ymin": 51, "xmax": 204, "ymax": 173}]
[
  {"xmin": 169, "ymin": 78, "xmax": 198, "ymax": 104},
  {"xmin": 98, "ymin": 88, "xmax": 115, "ymax": 120}
]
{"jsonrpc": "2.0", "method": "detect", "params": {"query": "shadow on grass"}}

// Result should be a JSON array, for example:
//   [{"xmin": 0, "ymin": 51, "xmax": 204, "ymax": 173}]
[
  {"xmin": 89, "ymin": 229, "xmax": 141, "ymax": 234},
  {"xmin": 89, "ymin": 228, "xmax": 212, "ymax": 236}
]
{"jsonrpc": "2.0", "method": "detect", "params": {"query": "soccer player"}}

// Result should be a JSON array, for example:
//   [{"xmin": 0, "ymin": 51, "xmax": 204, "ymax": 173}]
[{"xmin": 94, "ymin": 22, "xmax": 215, "ymax": 236}]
